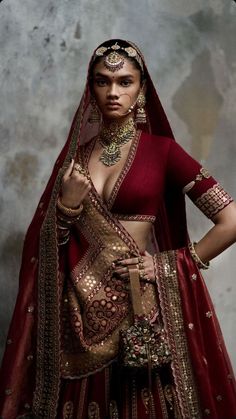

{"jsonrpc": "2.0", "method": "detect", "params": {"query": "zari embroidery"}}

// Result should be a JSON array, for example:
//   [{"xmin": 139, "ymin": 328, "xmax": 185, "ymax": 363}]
[
  {"xmin": 182, "ymin": 167, "xmax": 210, "ymax": 194},
  {"xmin": 77, "ymin": 377, "xmax": 88, "ymax": 419},
  {"xmin": 88, "ymin": 401, "xmax": 100, "ymax": 419},
  {"xmin": 141, "ymin": 388, "xmax": 150, "ymax": 414},
  {"xmin": 32, "ymin": 88, "xmax": 86, "ymax": 419},
  {"xmin": 141, "ymin": 388, "xmax": 156, "ymax": 418},
  {"xmin": 112, "ymin": 213, "xmax": 156, "ymax": 223},
  {"xmin": 155, "ymin": 251, "xmax": 202, "ymax": 419},
  {"xmin": 109, "ymin": 400, "xmax": 119, "ymax": 419},
  {"xmin": 155, "ymin": 375, "xmax": 169, "ymax": 419},
  {"xmin": 131, "ymin": 379, "xmax": 138, "ymax": 419},
  {"xmin": 107, "ymin": 130, "xmax": 141, "ymax": 209},
  {"xmin": 63, "ymin": 401, "xmax": 74, "ymax": 419},
  {"xmin": 194, "ymin": 183, "xmax": 233, "ymax": 219},
  {"xmin": 61, "ymin": 183, "xmax": 159, "ymax": 378}
]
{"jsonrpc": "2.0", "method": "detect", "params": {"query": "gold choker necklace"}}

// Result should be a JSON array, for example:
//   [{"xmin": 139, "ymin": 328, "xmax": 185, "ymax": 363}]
[{"xmin": 98, "ymin": 118, "xmax": 136, "ymax": 166}]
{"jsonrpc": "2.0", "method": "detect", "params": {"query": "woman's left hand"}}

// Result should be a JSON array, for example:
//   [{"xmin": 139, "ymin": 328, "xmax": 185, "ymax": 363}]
[{"xmin": 113, "ymin": 251, "xmax": 155, "ymax": 282}]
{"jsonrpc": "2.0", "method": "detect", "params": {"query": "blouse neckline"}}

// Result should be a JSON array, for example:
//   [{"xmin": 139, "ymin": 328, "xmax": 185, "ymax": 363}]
[{"xmin": 83, "ymin": 130, "xmax": 141, "ymax": 210}]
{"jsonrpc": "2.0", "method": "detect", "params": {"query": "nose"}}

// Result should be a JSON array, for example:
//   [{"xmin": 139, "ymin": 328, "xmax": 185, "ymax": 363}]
[{"xmin": 107, "ymin": 82, "xmax": 119, "ymax": 99}]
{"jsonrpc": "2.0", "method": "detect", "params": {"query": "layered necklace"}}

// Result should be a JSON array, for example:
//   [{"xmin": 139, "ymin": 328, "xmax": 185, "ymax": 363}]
[{"xmin": 98, "ymin": 118, "xmax": 136, "ymax": 167}]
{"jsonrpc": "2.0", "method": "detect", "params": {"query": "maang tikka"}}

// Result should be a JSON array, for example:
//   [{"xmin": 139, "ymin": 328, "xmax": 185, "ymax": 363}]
[
  {"xmin": 135, "ymin": 92, "xmax": 147, "ymax": 124},
  {"xmin": 89, "ymin": 97, "xmax": 101, "ymax": 123}
]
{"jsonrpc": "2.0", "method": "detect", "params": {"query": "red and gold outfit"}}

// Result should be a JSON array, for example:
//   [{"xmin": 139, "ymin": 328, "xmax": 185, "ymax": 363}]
[{"xmin": 0, "ymin": 40, "xmax": 235, "ymax": 419}]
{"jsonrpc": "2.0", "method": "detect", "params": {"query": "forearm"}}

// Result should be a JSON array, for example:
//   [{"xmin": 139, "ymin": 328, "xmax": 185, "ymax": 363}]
[{"xmin": 194, "ymin": 202, "xmax": 236, "ymax": 264}]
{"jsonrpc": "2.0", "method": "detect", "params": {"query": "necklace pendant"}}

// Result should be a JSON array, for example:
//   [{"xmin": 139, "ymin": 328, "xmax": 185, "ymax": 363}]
[
  {"xmin": 98, "ymin": 117, "xmax": 136, "ymax": 167},
  {"xmin": 99, "ymin": 142, "xmax": 121, "ymax": 166}
]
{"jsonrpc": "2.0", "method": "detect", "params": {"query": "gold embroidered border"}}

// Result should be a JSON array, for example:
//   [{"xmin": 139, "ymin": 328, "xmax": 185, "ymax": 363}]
[
  {"xmin": 154, "ymin": 251, "xmax": 202, "ymax": 419},
  {"xmin": 32, "ymin": 93, "xmax": 86, "ymax": 418},
  {"xmin": 77, "ymin": 377, "xmax": 88, "ymax": 419},
  {"xmin": 112, "ymin": 213, "xmax": 156, "ymax": 223},
  {"xmin": 107, "ymin": 130, "xmax": 141, "ymax": 209},
  {"xmin": 155, "ymin": 375, "xmax": 169, "ymax": 419},
  {"xmin": 194, "ymin": 183, "xmax": 233, "ymax": 219}
]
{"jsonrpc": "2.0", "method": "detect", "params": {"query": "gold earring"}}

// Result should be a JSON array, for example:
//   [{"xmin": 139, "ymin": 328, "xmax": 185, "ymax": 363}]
[
  {"xmin": 135, "ymin": 92, "xmax": 147, "ymax": 124},
  {"xmin": 88, "ymin": 97, "xmax": 100, "ymax": 123}
]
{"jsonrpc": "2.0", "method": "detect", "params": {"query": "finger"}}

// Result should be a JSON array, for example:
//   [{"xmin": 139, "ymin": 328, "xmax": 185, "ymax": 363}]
[
  {"xmin": 117, "ymin": 257, "xmax": 139, "ymax": 266},
  {"xmin": 144, "ymin": 250, "xmax": 152, "ymax": 257},
  {"xmin": 113, "ymin": 266, "xmax": 129, "ymax": 275},
  {"xmin": 63, "ymin": 159, "xmax": 74, "ymax": 179}
]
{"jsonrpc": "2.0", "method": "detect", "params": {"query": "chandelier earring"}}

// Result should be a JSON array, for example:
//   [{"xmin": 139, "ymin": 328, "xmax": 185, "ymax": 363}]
[
  {"xmin": 135, "ymin": 92, "xmax": 147, "ymax": 124},
  {"xmin": 89, "ymin": 97, "xmax": 101, "ymax": 123}
]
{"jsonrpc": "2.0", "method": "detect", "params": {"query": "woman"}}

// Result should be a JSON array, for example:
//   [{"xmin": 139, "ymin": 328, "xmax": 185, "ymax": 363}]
[{"xmin": 0, "ymin": 39, "xmax": 236, "ymax": 419}]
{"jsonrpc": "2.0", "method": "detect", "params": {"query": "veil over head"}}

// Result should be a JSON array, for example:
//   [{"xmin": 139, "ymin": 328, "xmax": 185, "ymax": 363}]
[{"xmin": 71, "ymin": 38, "xmax": 175, "ymax": 147}]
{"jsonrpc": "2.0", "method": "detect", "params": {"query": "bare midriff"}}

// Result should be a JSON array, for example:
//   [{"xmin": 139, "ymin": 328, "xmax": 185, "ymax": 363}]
[{"xmin": 119, "ymin": 220, "xmax": 153, "ymax": 253}]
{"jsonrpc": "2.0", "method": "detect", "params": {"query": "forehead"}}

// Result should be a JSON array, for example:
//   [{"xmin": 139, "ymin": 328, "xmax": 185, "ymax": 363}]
[{"xmin": 93, "ymin": 58, "xmax": 140, "ymax": 78}]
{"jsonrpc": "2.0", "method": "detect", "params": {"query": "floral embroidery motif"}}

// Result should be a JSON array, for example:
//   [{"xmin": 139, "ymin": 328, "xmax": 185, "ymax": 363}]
[
  {"xmin": 182, "ymin": 167, "xmax": 211, "ymax": 194},
  {"xmin": 109, "ymin": 400, "xmax": 119, "ymax": 419},
  {"xmin": 188, "ymin": 323, "xmax": 194, "ymax": 330},
  {"xmin": 63, "ymin": 401, "xmax": 74, "ymax": 419},
  {"xmin": 88, "ymin": 401, "xmax": 100, "ymax": 419},
  {"xmin": 141, "ymin": 388, "xmax": 150, "ymax": 414},
  {"xmin": 141, "ymin": 388, "xmax": 156, "ymax": 418},
  {"xmin": 206, "ymin": 311, "xmax": 212, "ymax": 318},
  {"xmin": 164, "ymin": 385, "xmax": 174, "ymax": 411},
  {"xmin": 194, "ymin": 183, "xmax": 233, "ymax": 219}
]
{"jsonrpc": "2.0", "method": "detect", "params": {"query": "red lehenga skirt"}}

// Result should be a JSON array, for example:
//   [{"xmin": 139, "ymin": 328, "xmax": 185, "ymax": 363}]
[
  {"xmin": 57, "ymin": 364, "xmax": 181, "ymax": 419},
  {"xmin": 51, "ymin": 247, "xmax": 236, "ymax": 419}
]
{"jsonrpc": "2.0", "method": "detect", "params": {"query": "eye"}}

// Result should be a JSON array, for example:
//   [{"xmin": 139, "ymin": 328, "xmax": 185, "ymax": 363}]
[
  {"xmin": 94, "ymin": 79, "xmax": 107, "ymax": 87},
  {"xmin": 120, "ymin": 80, "xmax": 132, "ymax": 87}
]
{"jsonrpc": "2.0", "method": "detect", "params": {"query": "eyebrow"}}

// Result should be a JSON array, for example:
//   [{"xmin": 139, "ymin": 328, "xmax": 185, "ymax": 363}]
[{"xmin": 94, "ymin": 72, "xmax": 135, "ymax": 79}]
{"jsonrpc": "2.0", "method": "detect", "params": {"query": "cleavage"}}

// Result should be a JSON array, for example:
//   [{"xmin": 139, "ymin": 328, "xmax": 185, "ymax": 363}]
[{"xmin": 87, "ymin": 140, "xmax": 131, "ymax": 204}]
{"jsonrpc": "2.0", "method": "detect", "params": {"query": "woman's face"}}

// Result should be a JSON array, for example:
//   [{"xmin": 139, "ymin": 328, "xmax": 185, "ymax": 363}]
[{"xmin": 92, "ymin": 57, "xmax": 142, "ymax": 121}]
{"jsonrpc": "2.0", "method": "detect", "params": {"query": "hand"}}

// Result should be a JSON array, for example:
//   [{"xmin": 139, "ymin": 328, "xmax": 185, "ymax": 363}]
[
  {"xmin": 60, "ymin": 159, "xmax": 91, "ymax": 208},
  {"xmin": 113, "ymin": 251, "xmax": 155, "ymax": 283}
]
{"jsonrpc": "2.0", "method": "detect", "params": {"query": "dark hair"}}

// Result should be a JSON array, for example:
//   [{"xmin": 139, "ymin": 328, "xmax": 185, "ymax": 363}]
[{"xmin": 89, "ymin": 39, "xmax": 146, "ymax": 89}]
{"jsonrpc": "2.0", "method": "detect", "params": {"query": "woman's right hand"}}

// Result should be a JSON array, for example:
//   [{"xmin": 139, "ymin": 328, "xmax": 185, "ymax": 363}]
[{"xmin": 60, "ymin": 159, "xmax": 91, "ymax": 208}]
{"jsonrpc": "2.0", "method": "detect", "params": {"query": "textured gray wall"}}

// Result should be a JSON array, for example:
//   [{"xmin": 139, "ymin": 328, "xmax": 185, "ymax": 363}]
[{"xmin": 0, "ymin": 0, "xmax": 236, "ymax": 371}]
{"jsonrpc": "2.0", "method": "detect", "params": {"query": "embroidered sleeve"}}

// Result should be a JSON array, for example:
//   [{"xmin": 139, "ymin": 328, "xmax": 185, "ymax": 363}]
[
  {"xmin": 194, "ymin": 183, "xmax": 233, "ymax": 219},
  {"xmin": 166, "ymin": 140, "xmax": 234, "ymax": 219}
]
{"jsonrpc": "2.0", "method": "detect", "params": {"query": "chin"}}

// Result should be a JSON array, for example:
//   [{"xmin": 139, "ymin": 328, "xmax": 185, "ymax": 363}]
[{"xmin": 103, "ymin": 111, "xmax": 125, "ymax": 121}]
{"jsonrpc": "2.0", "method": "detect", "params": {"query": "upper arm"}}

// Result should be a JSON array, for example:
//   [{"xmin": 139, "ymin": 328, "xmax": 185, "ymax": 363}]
[{"xmin": 166, "ymin": 140, "xmax": 234, "ymax": 221}]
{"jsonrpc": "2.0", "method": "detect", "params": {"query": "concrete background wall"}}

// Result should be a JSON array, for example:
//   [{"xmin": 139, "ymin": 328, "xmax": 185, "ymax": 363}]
[{"xmin": 0, "ymin": 0, "xmax": 236, "ymax": 370}]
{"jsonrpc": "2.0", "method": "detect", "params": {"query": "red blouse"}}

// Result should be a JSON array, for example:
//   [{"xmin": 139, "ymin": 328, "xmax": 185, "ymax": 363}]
[
  {"xmin": 81, "ymin": 131, "xmax": 233, "ymax": 223},
  {"xmin": 108, "ymin": 131, "xmax": 233, "ymax": 221}
]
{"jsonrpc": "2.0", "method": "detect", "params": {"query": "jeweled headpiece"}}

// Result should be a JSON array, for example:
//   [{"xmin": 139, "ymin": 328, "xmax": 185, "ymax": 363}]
[{"xmin": 94, "ymin": 42, "xmax": 144, "ymax": 73}]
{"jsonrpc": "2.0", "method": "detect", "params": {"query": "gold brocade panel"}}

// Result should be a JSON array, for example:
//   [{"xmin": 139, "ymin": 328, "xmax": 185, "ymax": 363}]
[{"xmin": 61, "ymin": 191, "xmax": 159, "ymax": 378}]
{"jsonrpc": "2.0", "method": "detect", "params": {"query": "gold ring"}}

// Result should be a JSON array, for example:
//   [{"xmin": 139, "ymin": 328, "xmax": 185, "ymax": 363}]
[
  {"xmin": 138, "ymin": 256, "xmax": 144, "ymax": 264},
  {"xmin": 139, "ymin": 262, "xmax": 144, "ymax": 270},
  {"xmin": 139, "ymin": 269, "xmax": 145, "ymax": 278},
  {"xmin": 74, "ymin": 163, "xmax": 86, "ymax": 175}
]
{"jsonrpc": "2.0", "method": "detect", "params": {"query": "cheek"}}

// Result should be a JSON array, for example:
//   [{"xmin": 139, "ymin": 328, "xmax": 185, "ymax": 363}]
[{"xmin": 93, "ymin": 89, "xmax": 106, "ymax": 105}]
